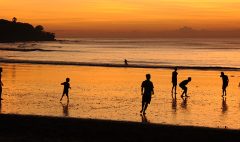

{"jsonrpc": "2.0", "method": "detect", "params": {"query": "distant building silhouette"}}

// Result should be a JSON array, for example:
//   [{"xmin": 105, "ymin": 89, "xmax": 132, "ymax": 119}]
[{"xmin": 12, "ymin": 17, "xmax": 17, "ymax": 23}]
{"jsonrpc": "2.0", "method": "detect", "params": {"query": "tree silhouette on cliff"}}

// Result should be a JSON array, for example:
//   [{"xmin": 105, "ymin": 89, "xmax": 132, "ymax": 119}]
[{"xmin": 0, "ymin": 18, "xmax": 55, "ymax": 42}]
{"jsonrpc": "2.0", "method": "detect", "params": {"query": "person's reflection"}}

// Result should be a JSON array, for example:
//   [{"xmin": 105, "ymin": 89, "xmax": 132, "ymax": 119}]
[
  {"xmin": 140, "ymin": 114, "xmax": 149, "ymax": 123},
  {"xmin": 172, "ymin": 98, "xmax": 177, "ymax": 112},
  {"xmin": 181, "ymin": 97, "xmax": 187, "ymax": 109},
  {"xmin": 222, "ymin": 97, "xmax": 228, "ymax": 114},
  {"xmin": 171, "ymin": 91, "xmax": 176, "ymax": 99},
  {"xmin": 0, "ymin": 100, "xmax": 2, "ymax": 113},
  {"xmin": 60, "ymin": 102, "xmax": 69, "ymax": 117}
]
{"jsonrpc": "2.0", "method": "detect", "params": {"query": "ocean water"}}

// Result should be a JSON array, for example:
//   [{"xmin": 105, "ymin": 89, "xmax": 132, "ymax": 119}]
[{"xmin": 1, "ymin": 38, "xmax": 240, "ymax": 68}]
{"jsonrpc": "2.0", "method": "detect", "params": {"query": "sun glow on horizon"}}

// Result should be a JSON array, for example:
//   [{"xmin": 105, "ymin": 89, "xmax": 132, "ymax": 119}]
[{"xmin": 1, "ymin": 0, "xmax": 240, "ymax": 36}]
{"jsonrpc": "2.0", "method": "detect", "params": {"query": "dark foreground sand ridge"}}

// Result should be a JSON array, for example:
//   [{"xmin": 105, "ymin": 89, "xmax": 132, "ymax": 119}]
[{"xmin": 0, "ymin": 114, "xmax": 240, "ymax": 142}]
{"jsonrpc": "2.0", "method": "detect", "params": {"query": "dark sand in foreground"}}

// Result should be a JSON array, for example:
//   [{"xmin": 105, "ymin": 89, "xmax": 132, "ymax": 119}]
[{"xmin": 0, "ymin": 114, "xmax": 240, "ymax": 142}]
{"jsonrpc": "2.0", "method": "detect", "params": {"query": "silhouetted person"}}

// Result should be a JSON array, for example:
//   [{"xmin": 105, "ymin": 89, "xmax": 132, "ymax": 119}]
[
  {"xmin": 171, "ymin": 67, "xmax": 178, "ymax": 96},
  {"xmin": 140, "ymin": 74, "xmax": 154, "ymax": 114},
  {"xmin": 124, "ymin": 59, "xmax": 128, "ymax": 66},
  {"xmin": 0, "ymin": 67, "xmax": 3, "ymax": 100},
  {"xmin": 220, "ymin": 72, "xmax": 229, "ymax": 97},
  {"xmin": 179, "ymin": 77, "xmax": 191, "ymax": 97},
  {"xmin": 60, "ymin": 78, "xmax": 71, "ymax": 102}
]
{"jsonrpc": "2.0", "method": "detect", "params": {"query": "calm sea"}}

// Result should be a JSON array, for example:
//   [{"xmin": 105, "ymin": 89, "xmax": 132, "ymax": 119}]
[{"xmin": 1, "ymin": 38, "xmax": 240, "ymax": 69}]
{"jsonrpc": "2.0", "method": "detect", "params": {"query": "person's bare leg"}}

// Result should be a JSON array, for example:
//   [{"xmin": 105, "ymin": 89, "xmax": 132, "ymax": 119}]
[
  {"xmin": 143, "ymin": 103, "xmax": 148, "ymax": 114},
  {"xmin": 0, "ymin": 88, "xmax": 2, "ymax": 100},
  {"xmin": 185, "ymin": 88, "xmax": 189, "ymax": 97},
  {"xmin": 60, "ymin": 92, "xmax": 65, "ymax": 101},
  {"xmin": 181, "ymin": 90, "xmax": 184, "ymax": 97},
  {"xmin": 66, "ymin": 92, "xmax": 69, "ymax": 102},
  {"xmin": 140, "ymin": 101, "xmax": 144, "ymax": 113}
]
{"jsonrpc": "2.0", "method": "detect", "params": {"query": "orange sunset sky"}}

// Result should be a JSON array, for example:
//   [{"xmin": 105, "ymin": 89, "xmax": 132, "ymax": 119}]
[{"xmin": 1, "ymin": 0, "xmax": 240, "ymax": 37}]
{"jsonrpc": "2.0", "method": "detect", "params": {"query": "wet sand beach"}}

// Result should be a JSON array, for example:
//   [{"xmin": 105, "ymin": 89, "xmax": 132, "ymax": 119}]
[
  {"xmin": 0, "ymin": 114, "xmax": 240, "ymax": 142},
  {"xmin": 1, "ymin": 63, "xmax": 240, "ymax": 129}
]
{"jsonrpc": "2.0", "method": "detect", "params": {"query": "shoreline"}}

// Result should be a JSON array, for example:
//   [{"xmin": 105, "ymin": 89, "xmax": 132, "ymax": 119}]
[
  {"xmin": 1, "ymin": 59, "xmax": 240, "ymax": 71},
  {"xmin": 0, "ymin": 114, "xmax": 240, "ymax": 142}
]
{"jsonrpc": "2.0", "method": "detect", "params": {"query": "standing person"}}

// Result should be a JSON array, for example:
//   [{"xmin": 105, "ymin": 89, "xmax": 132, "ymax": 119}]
[
  {"xmin": 179, "ymin": 77, "xmax": 191, "ymax": 97},
  {"xmin": 220, "ymin": 72, "xmax": 229, "ymax": 97},
  {"xmin": 124, "ymin": 59, "xmax": 128, "ymax": 66},
  {"xmin": 60, "ymin": 78, "xmax": 71, "ymax": 102},
  {"xmin": 140, "ymin": 74, "xmax": 154, "ymax": 115},
  {"xmin": 171, "ymin": 67, "xmax": 178, "ymax": 95},
  {"xmin": 0, "ymin": 67, "xmax": 3, "ymax": 100}
]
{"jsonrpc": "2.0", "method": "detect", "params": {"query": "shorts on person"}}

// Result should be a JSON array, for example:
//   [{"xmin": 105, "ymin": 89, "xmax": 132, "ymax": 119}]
[
  {"xmin": 222, "ymin": 83, "xmax": 228, "ymax": 90},
  {"xmin": 179, "ymin": 84, "xmax": 187, "ymax": 91},
  {"xmin": 172, "ymin": 80, "xmax": 177, "ymax": 86},
  {"xmin": 142, "ymin": 93, "xmax": 152, "ymax": 104}
]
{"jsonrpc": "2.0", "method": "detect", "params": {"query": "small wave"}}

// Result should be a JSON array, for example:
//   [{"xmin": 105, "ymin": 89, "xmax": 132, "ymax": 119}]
[
  {"xmin": 0, "ymin": 47, "xmax": 84, "ymax": 53},
  {"xmin": 0, "ymin": 58, "xmax": 239, "ymax": 71},
  {"xmin": 0, "ymin": 48, "xmax": 55, "ymax": 52},
  {"xmin": 17, "ymin": 43, "xmax": 37, "ymax": 48}
]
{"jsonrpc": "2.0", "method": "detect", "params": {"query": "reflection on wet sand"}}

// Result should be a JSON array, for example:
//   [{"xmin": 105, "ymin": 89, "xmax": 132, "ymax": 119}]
[
  {"xmin": 0, "ymin": 100, "xmax": 2, "ymax": 113},
  {"xmin": 172, "ymin": 98, "xmax": 177, "ymax": 112},
  {"xmin": 141, "ymin": 114, "xmax": 149, "ymax": 123},
  {"xmin": 2, "ymin": 63, "xmax": 240, "ymax": 129},
  {"xmin": 60, "ymin": 102, "xmax": 69, "ymax": 117},
  {"xmin": 181, "ymin": 97, "xmax": 188, "ymax": 110},
  {"xmin": 222, "ymin": 97, "xmax": 228, "ymax": 114},
  {"xmin": 171, "ymin": 90, "xmax": 177, "ymax": 99}
]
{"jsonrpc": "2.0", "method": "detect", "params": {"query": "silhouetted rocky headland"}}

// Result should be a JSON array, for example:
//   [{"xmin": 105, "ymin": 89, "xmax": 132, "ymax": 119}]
[{"xmin": 0, "ymin": 18, "xmax": 55, "ymax": 42}]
